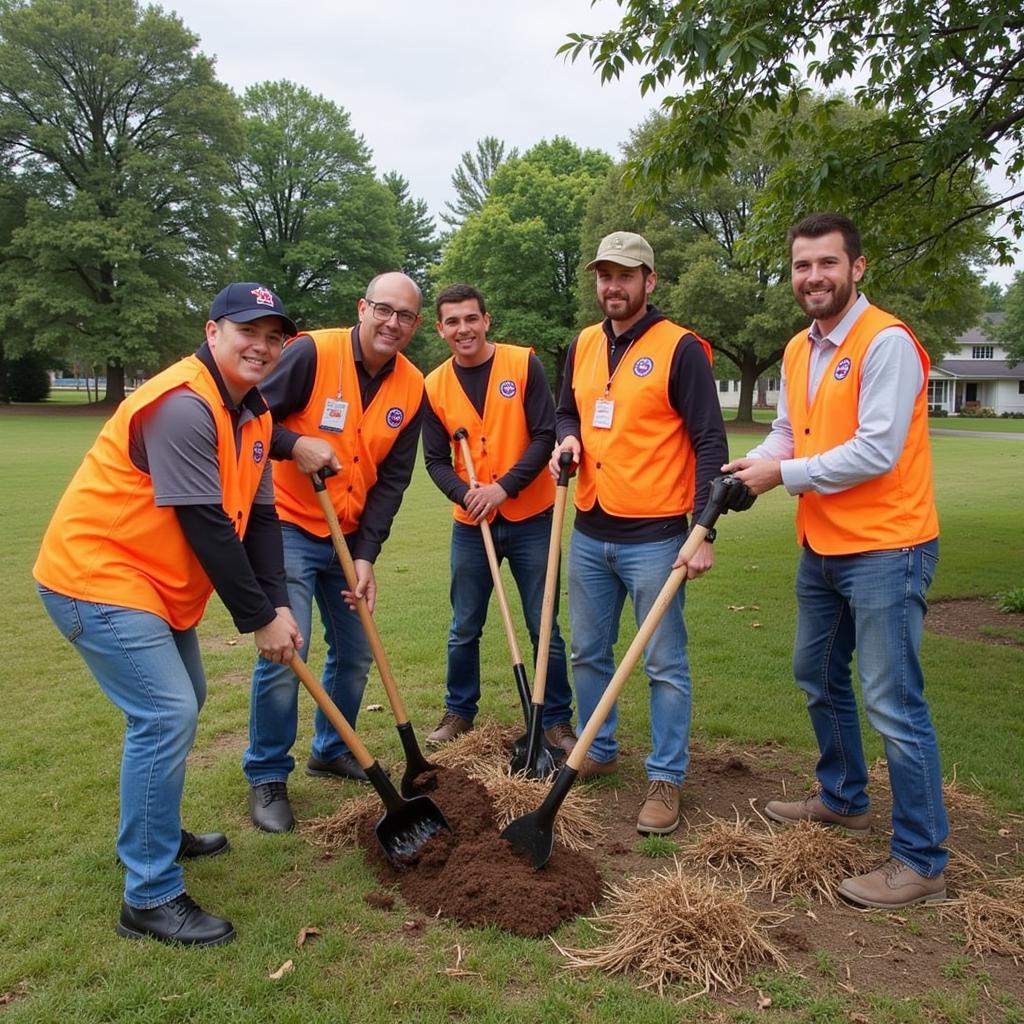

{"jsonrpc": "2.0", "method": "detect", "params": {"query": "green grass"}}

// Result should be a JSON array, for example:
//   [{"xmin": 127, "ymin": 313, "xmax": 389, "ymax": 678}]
[
  {"xmin": 1, "ymin": 411, "xmax": 1022, "ymax": 1021},
  {"xmin": 928, "ymin": 416, "xmax": 1024, "ymax": 433}
]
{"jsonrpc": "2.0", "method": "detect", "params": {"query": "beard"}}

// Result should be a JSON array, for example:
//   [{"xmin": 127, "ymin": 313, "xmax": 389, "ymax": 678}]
[
  {"xmin": 599, "ymin": 290, "xmax": 646, "ymax": 322},
  {"xmin": 795, "ymin": 275, "xmax": 855, "ymax": 322}
]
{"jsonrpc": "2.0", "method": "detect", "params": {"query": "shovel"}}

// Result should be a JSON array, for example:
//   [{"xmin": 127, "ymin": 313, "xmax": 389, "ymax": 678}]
[
  {"xmin": 289, "ymin": 654, "xmax": 450, "ymax": 863},
  {"xmin": 501, "ymin": 474, "xmax": 757, "ymax": 868},
  {"xmin": 311, "ymin": 470, "xmax": 439, "ymax": 798},
  {"xmin": 453, "ymin": 428, "xmax": 564, "ymax": 771},
  {"xmin": 510, "ymin": 450, "xmax": 575, "ymax": 779}
]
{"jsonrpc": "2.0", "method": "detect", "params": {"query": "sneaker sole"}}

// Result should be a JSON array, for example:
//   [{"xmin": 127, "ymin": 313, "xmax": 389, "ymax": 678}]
[
  {"xmin": 116, "ymin": 922, "xmax": 237, "ymax": 946},
  {"xmin": 837, "ymin": 886, "xmax": 947, "ymax": 910},
  {"xmin": 763, "ymin": 806, "xmax": 870, "ymax": 835}
]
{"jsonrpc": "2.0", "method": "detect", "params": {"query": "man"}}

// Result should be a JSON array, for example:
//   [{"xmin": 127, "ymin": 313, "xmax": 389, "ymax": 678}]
[
  {"xmin": 244, "ymin": 272, "xmax": 425, "ymax": 833},
  {"xmin": 34, "ymin": 283, "xmax": 301, "ymax": 946},
  {"xmin": 421, "ymin": 283, "xmax": 574, "ymax": 749},
  {"xmin": 551, "ymin": 231, "xmax": 728, "ymax": 834},
  {"xmin": 725, "ymin": 212, "xmax": 948, "ymax": 909}
]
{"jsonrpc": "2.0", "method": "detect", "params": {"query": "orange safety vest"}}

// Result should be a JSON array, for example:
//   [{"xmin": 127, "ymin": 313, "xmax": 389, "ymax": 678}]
[
  {"xmin": 271, "ymin": 329, "xmax": 424, "ymax": 536},
  {"xmin": 34, "ymin": 355, "xmax": 271, "ymax": 630},
  {"xmin": 784, "ymin": 303, "xmax": 939, "ymax": 554},
  {"xmin": 424, "ymin": 344, "xmax": 554, "ymax": 525},
  {"xmin": 571, "ymin": 320, "xmax": 713, "ymax": 518}
]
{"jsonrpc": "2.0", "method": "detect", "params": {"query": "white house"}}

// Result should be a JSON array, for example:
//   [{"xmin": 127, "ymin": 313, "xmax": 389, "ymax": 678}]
[{"xmin": 927, "ymin": 316, "xmax": 1024, "ymax": 416}]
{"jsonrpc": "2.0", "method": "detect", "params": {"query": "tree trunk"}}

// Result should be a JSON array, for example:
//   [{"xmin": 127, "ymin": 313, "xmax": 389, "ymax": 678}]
[
  {"xmin": 733, "ymin": 361, "xmax": 759, "ymax": 423},
  {"xmin": 103, "ymin": 361, "xmax": 126, "ymax": 406}
]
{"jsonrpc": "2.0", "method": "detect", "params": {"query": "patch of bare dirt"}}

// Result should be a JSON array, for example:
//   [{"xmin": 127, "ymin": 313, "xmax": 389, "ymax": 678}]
[{"xmin": 927, "ymin": 597, "xmax": 1024, "ymax": 647}]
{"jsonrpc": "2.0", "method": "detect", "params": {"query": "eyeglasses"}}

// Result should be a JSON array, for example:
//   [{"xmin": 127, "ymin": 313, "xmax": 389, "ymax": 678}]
[{"xmin": 364, "ymin": 299, "xmax": 419, "ymax": 329}]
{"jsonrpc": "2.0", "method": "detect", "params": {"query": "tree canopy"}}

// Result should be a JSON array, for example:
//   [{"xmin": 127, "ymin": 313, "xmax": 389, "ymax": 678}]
[
  {"xmin": 0, "ymin": 0, "xmax": 241, "ymax": 402},
  {"xmin": 991, "ymin": 272, "xmax": 1024, "ymax": 367},
  {"xmin": 441, "ymin": 136, "xmax": 517, "ymax": 229},
  {"xmin": 561, "ymin": 0, "xmax": 1023, "ymax": 260},
  {"xmin": 230, "ymin": 80, "xmax": 402, "ymax": 330}
]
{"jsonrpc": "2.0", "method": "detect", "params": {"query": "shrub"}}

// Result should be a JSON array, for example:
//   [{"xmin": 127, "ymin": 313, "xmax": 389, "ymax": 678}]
[
  {"xmin": 996, "ymin": 587, "xmax": 1024, "ymax": 613},
  {"xmin": 7, "ymin": 351, "xmax": 51, "ymax": 402}
]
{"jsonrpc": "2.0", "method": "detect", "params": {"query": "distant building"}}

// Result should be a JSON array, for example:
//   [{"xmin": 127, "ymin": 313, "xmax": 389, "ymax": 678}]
[
  {"xmin": 927, "ymin": 315, "xmax": 1023, "ymax": 416},
  {"xmin": 714, "ymin": 313, "xmax": 1023, "ymax": 416}
]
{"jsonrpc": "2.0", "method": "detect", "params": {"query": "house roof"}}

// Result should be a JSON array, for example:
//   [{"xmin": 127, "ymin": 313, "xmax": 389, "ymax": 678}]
[{"xmin": 930, "ymin": 360, "xmax": 1022, "ymax": 380}]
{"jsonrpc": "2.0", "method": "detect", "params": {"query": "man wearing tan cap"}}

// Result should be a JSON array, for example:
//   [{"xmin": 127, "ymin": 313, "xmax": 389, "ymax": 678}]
[{"xmin": 550, "ymin": 231, "xmax": 727, "ymax": 834}]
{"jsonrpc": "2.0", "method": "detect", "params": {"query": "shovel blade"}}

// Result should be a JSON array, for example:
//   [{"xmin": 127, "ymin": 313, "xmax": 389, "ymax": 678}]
[
  {"xmin": 509, "ymin": 703, "xmax": 562, "ymax": 779},
  {"xmin": 396, "ymin": 722, "xmax": 440, "ymax": 798},
  {"xmin": 500, "ymin": 807, "xmax": 554, "ymax": 870},
  {"xmin": 376, "ymin": 794, "xmax": 451, "ymax": 864}
]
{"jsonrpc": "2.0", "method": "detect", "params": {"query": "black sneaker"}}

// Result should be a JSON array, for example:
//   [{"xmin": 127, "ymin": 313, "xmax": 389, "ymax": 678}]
[
  {"xmin": 248, "ymin": 781, "xmax": 295, "ymax": 833},
  {"xmin": 117, "ymin": 893, "xmax": 235, "ymax": 946},
  {"xmin": 305, "ymin": 752, "xmax": 369, "ymax": 784},
  {"xmin": 177, "ymin": 829, "xmax": 230, "ymax": 860}
]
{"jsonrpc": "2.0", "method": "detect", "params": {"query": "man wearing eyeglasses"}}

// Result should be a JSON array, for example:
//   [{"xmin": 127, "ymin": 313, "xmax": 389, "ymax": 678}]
[{"xmin": 243, "ymin": 272, "xmax": 426, "ymax": 833}]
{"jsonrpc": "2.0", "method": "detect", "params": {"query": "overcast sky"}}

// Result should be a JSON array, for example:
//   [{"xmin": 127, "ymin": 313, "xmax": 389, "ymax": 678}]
[{"xmin": 168, "ymin": 0, "xmax": 1019, "ymax": 286}]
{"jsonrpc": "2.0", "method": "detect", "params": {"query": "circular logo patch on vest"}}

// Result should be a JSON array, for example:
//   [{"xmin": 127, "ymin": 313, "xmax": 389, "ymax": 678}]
[
  {"xmin": 633, "ymin": 356, "xmax": 654, "ymax": 378},
  {"xmin": 252, "ymin": 440, "xmax": 265, "ymax": 464},
  {"xmin": 499, "ymin": 379, "xmax": 517, "ymax": 399},
  {"xmin": 834, "ymin": 357, "xmax": 852, "ymax": 381},
  {"xmin": 386, "ymin": 407, "xmax": 405, "ymax": 429}
]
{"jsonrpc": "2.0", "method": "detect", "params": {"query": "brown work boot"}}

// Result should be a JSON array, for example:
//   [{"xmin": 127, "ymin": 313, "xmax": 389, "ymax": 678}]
[
  {"xmin": 637, "ymin": 780, "xmax": 681, "ymax": 835},
  {"xmin": 577, "ymin": 756, "xmax": 618, "ymax": 781},
  {"xmin": 838, "ymin": 858, "xmax": 947, "ymax": 909},
  {"xmin": 544, "ymin": 722, "xmax": 577, "ymax": 755},
  {"xmin": 425, "ymin": 712, "xmax": 472, "ymax": 746},
  {"xmin": 764, "ymin": 794, "xmax": 870, "ymax": 835}
]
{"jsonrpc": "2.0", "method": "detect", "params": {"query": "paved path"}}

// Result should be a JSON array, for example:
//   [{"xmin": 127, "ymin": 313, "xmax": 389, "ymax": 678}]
[{"xmin": 930, "ymin": 428, "xmax": 1024, "ymax": 440}]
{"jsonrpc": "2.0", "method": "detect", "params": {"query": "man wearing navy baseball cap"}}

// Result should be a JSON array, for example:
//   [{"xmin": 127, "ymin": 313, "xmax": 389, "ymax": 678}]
[{"xmin": 35, "ymin": 281, "xmax": 301, "ymax": 946}]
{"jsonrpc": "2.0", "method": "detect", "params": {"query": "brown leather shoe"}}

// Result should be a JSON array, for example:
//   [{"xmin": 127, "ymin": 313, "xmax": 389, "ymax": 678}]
[
  {"xmin": 839, "ymin": 858, "xmax": 947, "ymax": 909},
  {"xmin": 425, "ymin": 712, "xmax": 472, "ymax": 745},
  {"xmin": 637, "ymin": 780, "xmax": 681, "ymax": 834},
  {"xmin": 544, "ymin": 722, "xmax": 577, "ymax": 755},
  {"xmin": 577, "ymin": 755, "xmax": 618, "ymax": 781},
  {"xmin": 764, "ymin": 794, "xmax": 870, "ymax": 834}
]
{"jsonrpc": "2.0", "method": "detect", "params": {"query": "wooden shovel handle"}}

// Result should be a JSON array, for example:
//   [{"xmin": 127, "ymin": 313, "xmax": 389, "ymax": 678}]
[
  {"xmin": 289, "ymin": 654, "xmax": 375, "ymax": 771},
  {"xmin": 565, "ymin": 524, "xmax": 710, "ymax": 773},
  {"xmin": 454, "ymin": 429, "xmax": 524, "ymax": 665},
  {"xmin": 310, "ymin": 473, "xmax": 409, "ymax": 724}
]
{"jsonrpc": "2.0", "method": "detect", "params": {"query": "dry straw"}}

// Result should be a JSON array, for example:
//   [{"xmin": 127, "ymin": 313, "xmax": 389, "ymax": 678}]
[
  {"xmin": 557, "ymin": 860, "xmax": 787, "ymax": 997},
  {"xmin": 303, "ymin": 792, "xmax": 378, "ymax": 849},
  {"xmin": 941, "ymin": 876, "xmax": 1024, "ymax": 962}
]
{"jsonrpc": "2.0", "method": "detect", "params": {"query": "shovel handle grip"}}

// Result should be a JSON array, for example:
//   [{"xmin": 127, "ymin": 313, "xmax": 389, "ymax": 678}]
[
  {"xmin": 454, "ymin": 429, "xmax": 525, "ymax": 666},
  {"xmin": 289, "ymin": 654, "xmax": 375, "ymax": 771},
  {"xmin": 310, "ymin": 471, "xmax": 409, "ymax": 724}
]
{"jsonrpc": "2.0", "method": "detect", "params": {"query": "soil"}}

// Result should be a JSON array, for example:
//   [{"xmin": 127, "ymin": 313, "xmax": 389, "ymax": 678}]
[
  {"xmin": 355, "ymin": 766, "xmax": 603, "ymax": 937},
  {"xmin": 351, "ymin": 741, "xmax": 1024, "ymax": 1008},
  {"xmin": 926, "ymin": 597, "xmax": 1024, "ymax": 646}
]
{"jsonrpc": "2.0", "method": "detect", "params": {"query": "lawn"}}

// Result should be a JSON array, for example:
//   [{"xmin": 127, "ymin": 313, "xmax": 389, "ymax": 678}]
[{"xmin": 1, "ymin": 410, "xmax": 1021, "ymax": 1022}]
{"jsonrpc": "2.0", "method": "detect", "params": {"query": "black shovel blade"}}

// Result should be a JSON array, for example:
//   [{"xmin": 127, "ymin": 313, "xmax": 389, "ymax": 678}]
[
  {"xmin": 509, "ymin": 703, "xmax": 562, "ymax": 779},
  {"xmin": 500, "ymin": 764, "xmax": 578, "ymax": 869},
  {"xmin": 365, "ymin": 761, "xmax": 452, "ymax": 864},
  {"xmin": 397, "ymin": 722, "xmax": 441, "ymax": 798}
]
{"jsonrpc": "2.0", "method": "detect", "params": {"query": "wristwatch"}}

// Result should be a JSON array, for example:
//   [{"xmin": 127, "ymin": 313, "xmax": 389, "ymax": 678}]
[{"xmin": 703, "ymin": 527, "xmax": 717, "ymax": 544}]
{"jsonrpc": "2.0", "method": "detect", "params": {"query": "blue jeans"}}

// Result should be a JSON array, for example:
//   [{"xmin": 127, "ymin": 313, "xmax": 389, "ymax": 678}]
[
  {"xmin": 244, "ymin": 524, "xmax": 372, "ymax": 783},
  {"xmin": 567, "ymin": 530, "xmax": 691, "ymax": 784},
  {"xmin": 446, "ymin": 513, "xmax": 572, "ymax": 727},
  {"xmin": 38, "ymin": 586, "xmax": 203, "ymax": 909},
  {"xmin": 794, "ymin": 539, "xmax": 948, "ymax": 876}
]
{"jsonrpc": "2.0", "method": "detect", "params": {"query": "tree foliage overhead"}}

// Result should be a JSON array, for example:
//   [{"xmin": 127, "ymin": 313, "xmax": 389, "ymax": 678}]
[
  {"xmin": 561, "ymin": 0, "xmax": 1024, "ymax": 258},
  {"xmin": 438, "ymin": 137, "xmax": 612, "ymax": 390},
  {"xmin": 230, "ymin": 80, "xmax": 402, "ymax": 330},
  {"xmin": 441, "ymin": 136, "xmax": 517, "ymax": 228},
  {"xmin": 991, "ymin": 272, "xmax": 1024, "ymax": 367},
  {"xmin": 0, "ymin": 0, "xmax": 241, "ymax": 401},
  {"xmin": 383, "ymin": 170, "xmax": 440, "ymax": 292}
]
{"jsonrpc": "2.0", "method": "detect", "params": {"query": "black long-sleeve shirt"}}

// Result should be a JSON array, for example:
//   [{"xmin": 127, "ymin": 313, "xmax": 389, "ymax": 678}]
[
  {"xmin": 555, "ymin": 306, "xmax": 728, "ymax": 543},
  {"xmin": 260, "ymin": 326, "xmax": 424, "ymax": 563},
  {"xmin": 422, "ymin": 351, "xmax": 555, "ymax": 517}
]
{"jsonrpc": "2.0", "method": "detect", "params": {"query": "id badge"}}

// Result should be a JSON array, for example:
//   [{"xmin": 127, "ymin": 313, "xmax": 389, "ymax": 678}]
[
  {"xmin": 592, "ymin": 398, "xmax": 614, "ymax": 429},
  {"xmin": 320, "ymin": 398, "xmax": 348, "ymax": 433}
]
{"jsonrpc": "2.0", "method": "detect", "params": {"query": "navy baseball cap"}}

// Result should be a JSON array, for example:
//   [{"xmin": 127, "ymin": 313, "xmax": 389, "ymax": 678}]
[{"xmin": 209, "ymin": 282, "xmax": 297, "ymax": 336}]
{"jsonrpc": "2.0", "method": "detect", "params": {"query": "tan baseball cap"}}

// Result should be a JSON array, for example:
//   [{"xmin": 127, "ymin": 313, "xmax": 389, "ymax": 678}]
[{"xmin": 584, "ymin": 231, "xmax": 655, "ymax": 272}]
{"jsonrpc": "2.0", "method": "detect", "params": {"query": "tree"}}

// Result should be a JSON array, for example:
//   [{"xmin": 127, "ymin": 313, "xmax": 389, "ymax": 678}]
[
  {"xmin": 230, "ymin": 80, "xmax": 401, "ymax": 329},
  {"xmin": 561, "ymin": 0, "xmax": 1023, "ymax": 258},
  {"xmin": 438, "ymin": 137, "xmax": 612, "ymax": 390},
  {"xmin": 441, "ymin": 136, "xmax": 517, "ymax": 229},
  {"xmin": 0, "ymin": 0, "xmax": 241, "ymax": 404},
  {"xmin": 382, "ymin": 171, "xmax": 440, "ymax": 292},
  {"xmin": 991, "ymin": 272, "xmax": 1024, "ymax": 367}
]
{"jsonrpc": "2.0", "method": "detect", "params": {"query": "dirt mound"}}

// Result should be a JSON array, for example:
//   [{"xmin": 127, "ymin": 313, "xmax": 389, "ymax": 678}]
[{"xmin": 356, "ymin": 766, "xmax": 602, "ymax": 937}]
